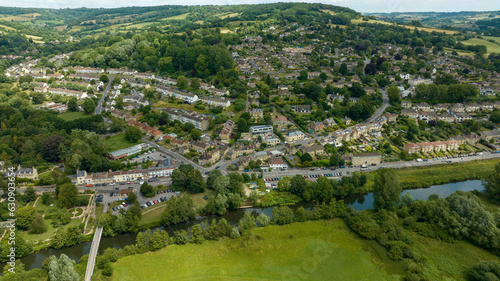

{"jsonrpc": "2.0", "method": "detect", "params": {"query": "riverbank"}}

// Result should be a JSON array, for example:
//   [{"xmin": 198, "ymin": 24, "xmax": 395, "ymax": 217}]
[{"xmin": 9, "ymin": 179, "xmax": 489, "ymax": 272}]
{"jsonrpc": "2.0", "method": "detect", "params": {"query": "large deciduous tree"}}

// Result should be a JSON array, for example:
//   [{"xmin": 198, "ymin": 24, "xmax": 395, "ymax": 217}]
[
  {"xmin": 484, "ymin": 163, "xmax": 500, "ymax": 204},
  {"xmin": 58, "ymin": 183, "xmax": 79, "ymax": 209},
  {"xmin": 373, "ymin": 169, "xmax": 401, "ymax": 210},
  {"xmin": 48, "ymin": 254, "xmax": 79, "ymax": 281},
  {"xmin": 125, "ymin": 126, "xmax": 142, "ymax": 143},
  {"xmin": 43, "ymin": 135, "xmax": 66, "ymax": 162}
]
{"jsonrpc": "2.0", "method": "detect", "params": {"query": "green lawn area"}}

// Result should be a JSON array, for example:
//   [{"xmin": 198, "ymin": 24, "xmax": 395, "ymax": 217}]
[
  {"xmin": 462, "ymin": 38, "xmax": 500, "ymax": 55},
  {"xmin": 111, "ymin": 220, "xmax": 401, "ymax": 281},
  {"xmin": 34, "ymin": 201, "xmax": 58, "ymax": 214},
  {"xmin": 76, "ymin": 194, "xmax": 91, "ymax": 206},
  {"xmin": 139, "ymin": 203, "xmax": 167, "ymax": 226},
  {"xmin": 21, "ymin": 217, "xmax": 82, "ymax": 243},
  {"xmin": 58, "ymin": 111, "xmax": 88, "ymax": 121},
  {"xmin": 102, "ymin": 133, "xmax": 142, "ymax": 151},
  {"xmin": 190, "ymin": 189, "xmax": 215, "ymax": 208},
  {"xmin": 95, "ymin": 203, "xmax": 104, "ymax": 220}
]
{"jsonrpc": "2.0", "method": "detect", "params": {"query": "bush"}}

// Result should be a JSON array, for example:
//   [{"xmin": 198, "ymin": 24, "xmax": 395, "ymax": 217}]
[
  {"xmin": 345, "ymin": 208, "xmax": 381, "ymax": 240},
  {"xmin": 230, "ymin": 227, "xmax": 240, "ymax": 239},
  {"xmin": 256, "ymin": 213, "xmax": 270, "ymax": 227},
  {"xmin": 140, "ymin": 182, "xmax": 155, "ymax": 198},
  {"xmin": 102, "ymin": 263, "xmax": 113, "ymax": 276},
  {"xmin": 467, "ymin": 261, "xmax": 500, "ymax": 281}
]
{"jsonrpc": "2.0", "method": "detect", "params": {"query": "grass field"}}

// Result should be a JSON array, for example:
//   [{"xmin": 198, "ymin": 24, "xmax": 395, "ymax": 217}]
[
  {"xmin": 21, "ymin": 217, "xmax": 81, "ymax": 243},
  {"xmin": 139, "ymin": 203, "xmax": 167, "ymax": 226},
  {"xmin": 53, "ymin": 25, "xmax": 67, "ymax": 31},
  {"xmin": 0, "ymin": 13, "xmax": 40, "ymax": 22},
  {"xmin": 68, "ymin": 25, "xmax": 86, "ymax": 32},
  {"xmin": 351, "ymin": 18, "xmax": 458, "ymax": 34},
  {"xmin": 228, "ymin": 20, "xmax": 256, "ymax": 26},
  {"xmin": 366, "ymin": 158, "xmax": 498, "ymax": 190},
  {"xmin": 410, "ymin": 231, "xmax": 500, "ymax": 280},
  {"xmin": 58, "ymin": 111, "xmax": 88, "ymax": 121},
  {"xmin": 484, "ymin": 36, "xmax": 500, "ymax": 44},
  {"xmin": 111, "ymin": 220, "xmax": 401, "ymax": 281},
  {"xmin": 462, "ymin": 38, "xmax": 500, "ymax": 55},
  {"xmin": 190, "ymin": 189, "xmax": 215, "ymax": 208},
  {"xmin": 162, "ymin": 13, "xmax": 189, "ymax": 21},
  {"xmin": 443, "ymin": 47, "xmax": 476, "ymax": 57},
  {"xmin": 218, "ymin": 12, "xmax": 241, "ymax": 19},
  {"xmin": 25, "ymin": 34, "xmax": 44, "ymax": 44},
  {"xmin": 0, "ymin": 24, "xmax": 17, "ymax": 31},
  {"xmin": 153, "ymin": 101, "xmax": 208, "ymax": 114},
  {"xmin": 122, "ymin": 22, "xmax": 157, "ymax": 29},
  {"xmin": 102, "ymin": 133, "xmax": 142, "ymax": 151},
  {"xmin": 321, "ymin": 9, "xmax": 338, "ymax": 15}
]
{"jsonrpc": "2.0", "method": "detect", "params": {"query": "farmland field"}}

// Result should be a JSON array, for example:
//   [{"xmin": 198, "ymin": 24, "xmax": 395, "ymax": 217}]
[
  {"xmin": 462, "ymin": 38, "xmax": 500, "ymax": 55},
  {"xmin": 162, "ymin": 13, "xmax": 189, "ymax": 20}
]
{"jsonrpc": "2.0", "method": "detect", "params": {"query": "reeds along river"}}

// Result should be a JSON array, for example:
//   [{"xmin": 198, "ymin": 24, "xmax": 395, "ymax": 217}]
[{"xmin": 15, "ymin": 180, "xmax": 484, "ymax": 271}]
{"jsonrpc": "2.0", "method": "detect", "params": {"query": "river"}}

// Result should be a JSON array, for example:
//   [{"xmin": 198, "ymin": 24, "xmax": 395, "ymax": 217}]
[{"xmin": 17, "ymin": 180, "xmax": 484, "ymax": 271}]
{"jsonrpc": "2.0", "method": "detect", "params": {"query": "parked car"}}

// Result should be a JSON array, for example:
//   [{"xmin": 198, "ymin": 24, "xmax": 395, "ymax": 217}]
[{"xmin": 86, "ymin": 184, "xmax": 93, "ymax": 187}]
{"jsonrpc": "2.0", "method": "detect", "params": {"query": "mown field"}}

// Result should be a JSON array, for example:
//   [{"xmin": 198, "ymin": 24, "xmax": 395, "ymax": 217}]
[
  {"xmin": 462, "ymin": 38, "xmax": 500, "ymax": 55},
  {"xmin": 111, "ymin": 220, "xmax": 402, "ymax": 281}
]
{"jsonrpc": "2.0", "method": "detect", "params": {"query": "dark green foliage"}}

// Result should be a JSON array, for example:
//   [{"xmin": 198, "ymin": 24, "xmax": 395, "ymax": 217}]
[
  {"xmin": 125, "ymin": 126, "xmax": 142, "ymax": 143},
  {"xmin": 484, "ymin": 163, "xmax": 500, "ymax": 204},
  {"xmin": 136, "ymin": 229, "xmax": 169, "ymax": 252},
  {"xmin": 373, "ymin": 169, "xmax": 401, "ymax": 211},
  {"xmin": 189, "ymin": 225, "xmax": 205, "ymax": 244},
  {"xmin": 58, "ymin": 183, "xmax": 79, "ymax": 209},
  {"xmin": 102, "ymin": 263, "xmax": 113, "ymax": 276},
  {"xmin": 140, "ymin": 182, "xmax": 154, "ymax": 197},
  {"xmin": 171, "ymin": 164, "xmax": 206, "ymax": 193},
  {"xmin": 50, "ymin": 226, "xmax": 83, "ymax": 249},
  {"xmin": 160, "ymin": 196, "xmax": 196, "ymax": 226},
  {"xmin": 29, "ymin": 214, "xmax": 47, "ymax": 234},
  {"xmin": 23, "ymin": 186, "xmax": 37, "ymax": 203},
  {"xmin": 0, "ymin": 234, "xmax": 32, "ymax": 262},
  {"xmin": 468, "ymin": 261, "xmax": 500, "ymax": 281},
  {"xmin": 272, "ymin": 206, "xmax": 295, "ymax": 225},
  {"xmin": 174, "ymin": 230, "xmax": 188, "ymax": 245}
]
